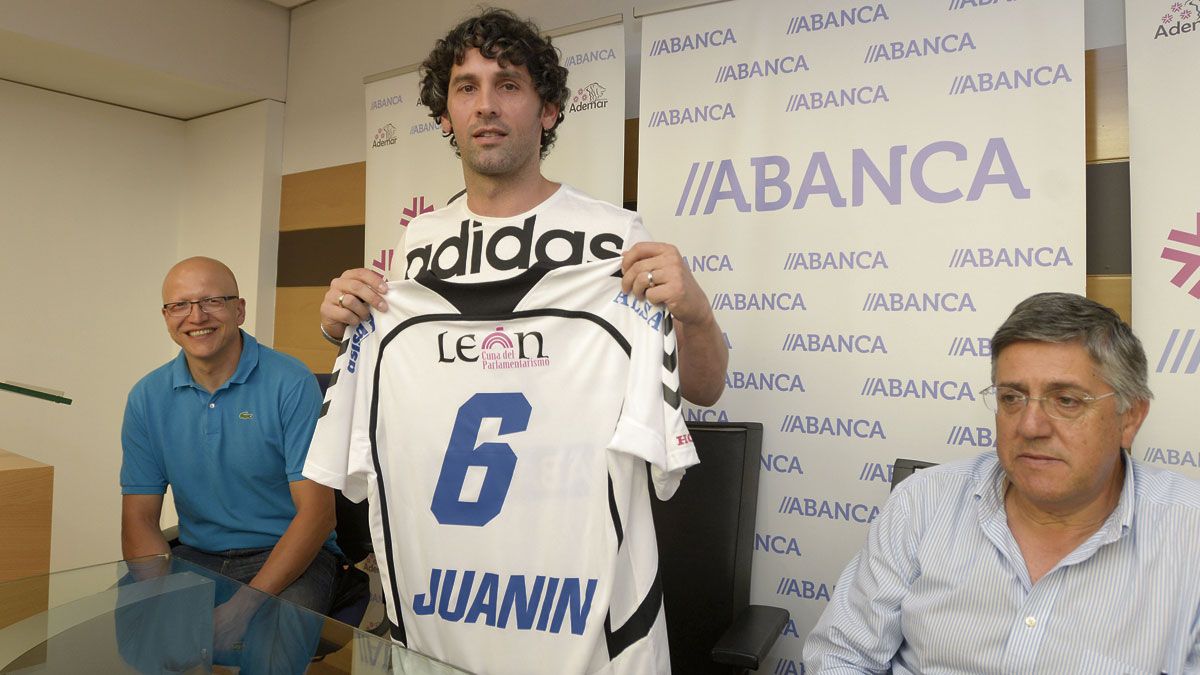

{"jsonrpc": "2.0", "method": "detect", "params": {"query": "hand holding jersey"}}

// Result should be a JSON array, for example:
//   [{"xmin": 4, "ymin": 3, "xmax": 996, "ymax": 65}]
[
  {"xmin": 621, "ymin": 242, "xmax": 727, "ymax": 406},
  {"xmin": 321, "ymin": 268, "xmax": 389, "ymax": 336}
]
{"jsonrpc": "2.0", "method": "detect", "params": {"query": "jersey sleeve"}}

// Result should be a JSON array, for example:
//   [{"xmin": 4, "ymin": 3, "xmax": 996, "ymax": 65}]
[
  {"xmin": 302, "ymin": 315, "xmax": 378, "ymax": 502},
  {"xmin": 622, "ymin": 213, "xmax": 652, "ymax": 250},
  {"xmin": 610, "ymin": 308, "xmax": 699, "ymax": 501}
]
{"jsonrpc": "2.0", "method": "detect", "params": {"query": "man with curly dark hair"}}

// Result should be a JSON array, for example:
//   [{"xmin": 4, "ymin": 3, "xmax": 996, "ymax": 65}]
[
  {"xmin": 320, "ymin": 8, "xmax": 728, "ymax": 408},
  {"xmin": 419, "ymin": 8, "xmax": 570, "ymax": 160},
  {"xmin": 312, "ymin": 8, "xmax": 726, "ymax": 674}
]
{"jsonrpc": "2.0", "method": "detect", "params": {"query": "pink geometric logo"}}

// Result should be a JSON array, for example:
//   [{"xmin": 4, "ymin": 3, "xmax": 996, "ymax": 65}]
[
  {"xmin": 399, "ymin": 195, "xmax": 435, "ymax": 228},
  {"xmin": 371, "ymin": 248, "xmax": 394, "ymax": 273},
  {"xmin": 1162, "ymin": 1, "xmax": 1198, "ymax": 24},
  {"xmin": 1160, "ymin": 212, "xmax": 1200, "ymax": 299},
  {"xmin": 482, "ymin": 327, "xmax": 514, "ymax": 350}
]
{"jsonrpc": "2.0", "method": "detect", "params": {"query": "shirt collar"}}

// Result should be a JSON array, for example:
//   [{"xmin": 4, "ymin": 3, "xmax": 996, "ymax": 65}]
[
  {"xmin": 973, "ymin": 450, "xmax": 1137, "ymax": 541},
  {"xmin": 169, "ymin": 330, "xmax": 259, "ymax": 391}
]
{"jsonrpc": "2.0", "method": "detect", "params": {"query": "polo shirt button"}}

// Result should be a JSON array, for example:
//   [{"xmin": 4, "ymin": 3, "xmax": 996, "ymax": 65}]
[
  {"xmin": 1024, "ymin": 616, "xmax": 1036, "ymax": 628},
  {"xmin": 209, "ymin": 403, "xmax": 216, "ymax": 409}
]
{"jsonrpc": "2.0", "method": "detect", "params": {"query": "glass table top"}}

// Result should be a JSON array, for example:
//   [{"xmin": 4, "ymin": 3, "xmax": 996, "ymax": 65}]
[{"xmin": 0, "ymin": 556, "xmax": 468, "ymax": 674}]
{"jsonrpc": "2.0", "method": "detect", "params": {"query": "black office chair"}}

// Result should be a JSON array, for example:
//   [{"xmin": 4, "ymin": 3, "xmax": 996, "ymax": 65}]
[
  {"xmin": 652, "ymin": 421, "xmax": 788, "ymax": 673},
  {"xmin": 889, "ymin": 458, "xmax": 938, "ymax": 492}
]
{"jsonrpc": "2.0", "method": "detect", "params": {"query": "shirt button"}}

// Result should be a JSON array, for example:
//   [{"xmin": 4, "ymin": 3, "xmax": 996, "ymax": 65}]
[
  {"xmin": 209, "ymin": 403, "xmax": 216, "ymax": 409},
  {"xmin": 1024, "ymin": 616, "xmax": 1036, "ymax": 628}
]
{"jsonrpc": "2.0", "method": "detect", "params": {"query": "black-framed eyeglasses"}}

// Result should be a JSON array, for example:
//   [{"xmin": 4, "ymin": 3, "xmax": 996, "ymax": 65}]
[
  {"xmin": 162, "ymin": 296, "xmax": 238, "ymax": 317},
  {"xmin": 979, "ymin": 384, "xmax": 1117, "ymax": 421}
]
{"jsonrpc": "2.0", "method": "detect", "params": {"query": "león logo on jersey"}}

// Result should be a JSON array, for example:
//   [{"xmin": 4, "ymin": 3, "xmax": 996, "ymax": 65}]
[{"xmin": 437, "ymin": 326, "xmax": 551, "ymax": 370}]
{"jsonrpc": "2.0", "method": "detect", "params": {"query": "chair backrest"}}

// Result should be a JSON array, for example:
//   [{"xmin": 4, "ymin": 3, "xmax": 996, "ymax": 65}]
[
  {"xmin": 314, "ymin": 373, "xmax": 373, "ymax": 563},
  {"xmin": 651, "ymin": 421, "xmax": 764, "ymax": 674},
  {"xmin": 889, "ymin": 458, "xmax": 938, "ymax": 491}
]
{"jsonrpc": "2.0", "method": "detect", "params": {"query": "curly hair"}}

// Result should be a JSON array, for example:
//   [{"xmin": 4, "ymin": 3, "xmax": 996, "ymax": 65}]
[{"xmin": 419, "ymin": 8, "xmax": 570, "ymax": 159}]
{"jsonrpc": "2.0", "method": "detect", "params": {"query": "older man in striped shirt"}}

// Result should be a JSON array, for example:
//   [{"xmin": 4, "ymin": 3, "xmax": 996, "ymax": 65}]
[{"xmin": 805, "ymin": 293, "xmax": 1200, "ymax": 674}]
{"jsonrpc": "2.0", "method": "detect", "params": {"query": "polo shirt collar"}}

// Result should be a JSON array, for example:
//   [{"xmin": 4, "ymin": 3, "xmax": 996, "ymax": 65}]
[{"xmin": 169, "ymin": 330, "xmax": 260, "ymax": 391}]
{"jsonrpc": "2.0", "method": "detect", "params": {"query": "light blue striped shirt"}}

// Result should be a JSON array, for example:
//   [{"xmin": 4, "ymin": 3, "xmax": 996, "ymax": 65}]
[{"xmin": 804, "ymin": 452, "xmax": 1200, "ymax": 674}]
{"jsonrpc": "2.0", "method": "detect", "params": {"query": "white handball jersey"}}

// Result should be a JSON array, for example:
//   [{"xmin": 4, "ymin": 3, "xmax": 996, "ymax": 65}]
[{"xmin": 303, "ymin": 258, "xmax": 697, "ymax": 675}]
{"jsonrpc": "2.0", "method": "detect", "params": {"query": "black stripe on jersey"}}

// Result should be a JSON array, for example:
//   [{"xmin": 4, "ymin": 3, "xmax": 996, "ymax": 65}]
[
  {"xmin": 319, "ymin": 371, "xmax": 340, "ymax": 418},
  {"xmin": 662, "ymin": 383, "xmax": 682, "ymax": 410},
  {"xmin": 389, "ymin": 618, "xmax": 407, "ymax": 645},
  {"xmin": 416, "ymin": 265, "xmax": 552, "ymax": 315},
  {"xmin": 603, "ymin": 468, "xmax": 660, "ymax": 660},
  {"xmin": 367, "ymin": 354, "xmax": 407, "ymax": 646},
  {"xmin": 662, "ymin": 347, "xmax": 677, "ymax": 373},
  {"xmin": 337, "ymin": 337, "xmax": 350, "ymax": 357},
  {"xmin": 607, "ymin": 474, "xmax": 624, "ymax": 548},
  {"xmin": 604, "ymin": 568, "xmax": 663, "ymax": 660},
  {"xmin": 663, "ymin": 313, "xmax": 674, "ymax": 337}
]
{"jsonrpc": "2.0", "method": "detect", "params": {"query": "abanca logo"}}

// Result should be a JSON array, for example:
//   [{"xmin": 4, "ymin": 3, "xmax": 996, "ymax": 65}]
[
  {"xmin": 948, "ymin": 64, "xmax": 1072, "ymax": 95},
  {"xmin": 1155, "ymin": 328, "xmax": 1200, "ymax": 375},
  {"xmin": 1155, "ymin": 2, "xmax": 1200, "ymax": 39},
  {"xmin": 370, "ymin": 94, "xmax": 403, "ymax": 110}
]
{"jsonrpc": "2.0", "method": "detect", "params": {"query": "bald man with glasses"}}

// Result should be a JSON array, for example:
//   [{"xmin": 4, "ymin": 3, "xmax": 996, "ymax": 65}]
[
  {"xmin": 120, "ymin": 257, "xmax": 340, "ymax": 624},
  {"xmin": 805, "ymin": 292, "xmax": 1200, "ymax": 674}
]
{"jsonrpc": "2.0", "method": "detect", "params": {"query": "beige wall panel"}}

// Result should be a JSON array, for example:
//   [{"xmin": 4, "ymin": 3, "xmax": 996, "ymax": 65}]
[
  {"xmin": 274, "ymin": 286, "xmax": 339, "ymax": 374},
  {"xmin": 280, "ymin": 162, "xmax": 366, "ymax": 232},
  {"xmin": 1085, "ymin": 45, "xmax": 1129, "ymax": 163},
  {"xmin": 1086, "ymin": 274, "xmax": 1132, "ymax": 324}
]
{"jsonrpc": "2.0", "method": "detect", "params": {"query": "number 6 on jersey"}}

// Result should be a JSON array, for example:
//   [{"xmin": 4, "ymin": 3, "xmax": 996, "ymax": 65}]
[{"xmin": 430, "ymin": 392, "xmax": 531, "ymax": 526}]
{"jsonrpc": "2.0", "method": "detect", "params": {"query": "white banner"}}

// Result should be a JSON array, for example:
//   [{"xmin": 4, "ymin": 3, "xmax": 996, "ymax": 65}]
[
  {"xmin": 637, "ymin": 0, "xmax": 1084, "ymax": 668},
  {"xmin": 1127, "ymin": 2, "xmax": 1200, "ymax": 478},
  {"xmin": 364, "ymin": 21, "xmax": 627, "ymax": 277}
]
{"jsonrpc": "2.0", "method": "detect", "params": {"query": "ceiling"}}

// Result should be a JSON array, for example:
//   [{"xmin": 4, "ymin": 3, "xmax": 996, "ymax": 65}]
[{"xmin": 0, "ymin": 0, "xmax": 298, "ymax": 120}]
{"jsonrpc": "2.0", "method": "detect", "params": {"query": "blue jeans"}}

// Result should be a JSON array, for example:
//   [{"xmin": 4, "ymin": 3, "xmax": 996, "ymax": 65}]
[{"xmin": 170, "ymin": 544, "xmax": 340, "ymax": 614}]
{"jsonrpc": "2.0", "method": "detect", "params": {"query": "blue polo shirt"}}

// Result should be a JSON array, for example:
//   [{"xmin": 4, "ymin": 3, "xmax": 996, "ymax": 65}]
[{"xmin": 121, "ymin": 331, "xmax": 336, "ymax": 553}]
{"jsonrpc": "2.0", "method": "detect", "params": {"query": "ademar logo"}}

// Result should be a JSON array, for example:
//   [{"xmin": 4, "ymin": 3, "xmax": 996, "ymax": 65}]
[
  {"xmin": 1155, "ymin": 2, "xmax": 1200, "ymax": 39},
  {"xmin": 569, "ymin": 83, "xmax": 608, "ymax": 114},
  {"xmin": 1161, "ymin": 212, "xmax": 1200, "ymax": 299},
  {"xmin": 371, "ymin": 123, "xmax": 397, "ymax": 148}
]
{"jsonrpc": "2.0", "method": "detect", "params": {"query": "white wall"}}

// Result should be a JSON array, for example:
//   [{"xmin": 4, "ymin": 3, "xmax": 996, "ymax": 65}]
[
  {"xmin": 180, "ymin": 100, "xmax": 286, "ymax": 345},
  {"xmin": 0, "ymin": 84, "xmax": 286, "ymax": 572},
  {"xmin": 0, "ymin": 0, "xmax": 290, "ymax": 103},
  {"xmin": 0, "ymin": 80, "xmax": 184, "ymax": 571}
]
